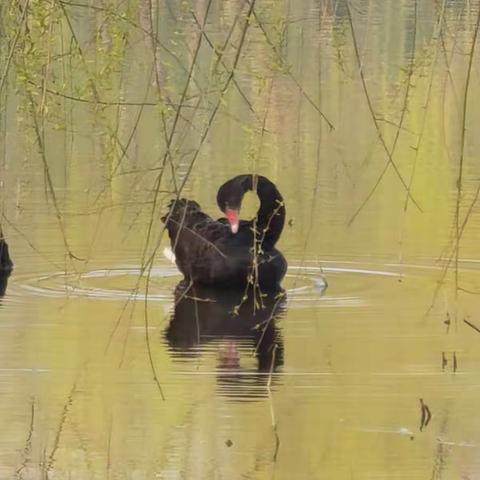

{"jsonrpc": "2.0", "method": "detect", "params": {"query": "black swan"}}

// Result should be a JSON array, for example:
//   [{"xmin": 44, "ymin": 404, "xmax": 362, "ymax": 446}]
[
  {"xmin": 161, "ymin": 175, "xmax": 287, "ymax": 291},
  {"xmin": 0, "ymin": 234, "xmax": 12, "ymax": 297},
  {"xmin": 0, "ymin": 235, "xmax": 12, "ymax": 274},
  {"xmin": 165, "ymin": 282, "xmax": 285, "ymax": 396}
]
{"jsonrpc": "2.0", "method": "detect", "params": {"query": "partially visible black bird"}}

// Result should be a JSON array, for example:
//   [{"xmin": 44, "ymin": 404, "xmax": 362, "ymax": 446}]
[
  {"xmin": 0, "ymin": 232, "xmax": 13, "ymax": 297},
  {"xmin": 0, "ymin": 233, "xmax": 13, "ymax": 274}
]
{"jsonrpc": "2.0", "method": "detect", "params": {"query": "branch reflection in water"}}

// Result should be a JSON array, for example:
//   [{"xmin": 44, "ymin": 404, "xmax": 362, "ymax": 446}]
[{"xmin": 165, "ymin": 281, "xmax": 286, "ymax": 400}]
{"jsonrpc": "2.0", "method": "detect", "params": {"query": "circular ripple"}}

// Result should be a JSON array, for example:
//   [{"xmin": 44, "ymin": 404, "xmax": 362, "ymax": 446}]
[
  {"xmin": 283, "ymin": 263, "xmax": 403, "ymax": 308},
  {"xmin": 9, "ymin": 262, "xmax": 408, "ymax": 310},
  {"xmin": 15, "ymin": 266, "xmax": 179, "ymax": 301}
]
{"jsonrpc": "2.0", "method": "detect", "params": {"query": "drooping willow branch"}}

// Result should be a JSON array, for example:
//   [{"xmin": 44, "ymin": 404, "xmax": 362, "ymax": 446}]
[
  {"xmin": 453, "ymin": 1, "xmax": 480, "ymax": 295},
  {"xmin": 345, "ymin": 0, "xmax": 422, "ymax": 225}
]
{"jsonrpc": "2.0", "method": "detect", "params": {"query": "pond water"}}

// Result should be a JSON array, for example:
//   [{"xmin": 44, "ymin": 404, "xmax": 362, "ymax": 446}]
[{"xmin": 1, "ymin": 0, "xmax": 480, "ymax": 478}]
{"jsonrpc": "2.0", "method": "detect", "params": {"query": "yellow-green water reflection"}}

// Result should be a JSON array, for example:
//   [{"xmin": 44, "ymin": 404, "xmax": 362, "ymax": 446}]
[{"xmin": 1, "ymin": 0, "xmax": 480, "ymax": 478}]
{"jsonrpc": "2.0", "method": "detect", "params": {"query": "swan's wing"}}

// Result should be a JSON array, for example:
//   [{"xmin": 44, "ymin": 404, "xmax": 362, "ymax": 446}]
[
  {"xmin": 162, "ymin": 199, "xmax": 255, "ymax": 284},
  {"xmin": 162, "ymin": 198, "xmax": 228, "ymax": 265}
]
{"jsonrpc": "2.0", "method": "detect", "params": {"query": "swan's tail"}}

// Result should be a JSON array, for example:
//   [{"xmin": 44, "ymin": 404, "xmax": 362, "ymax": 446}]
[
  {"xmin": 161, "ymin": 198, "xmax": 199, "ymax": 222},
  {"xmin": 161, "ymin": 198, "xmax": 207, "ymax": 236}
]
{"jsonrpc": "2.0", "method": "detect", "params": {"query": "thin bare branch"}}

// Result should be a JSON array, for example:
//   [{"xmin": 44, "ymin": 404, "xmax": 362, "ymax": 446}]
[
  {"xmin": 345, "ymin": 0, "xmax": 422, "ymax": 224},
  {"xmin": 454, "ymin": 2, "xmax": 480, "ymax": 295}
]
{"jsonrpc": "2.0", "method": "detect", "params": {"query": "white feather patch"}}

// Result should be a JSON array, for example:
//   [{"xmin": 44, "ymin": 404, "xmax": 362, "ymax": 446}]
[{"xmin": 163, "ymin": 247, "xmax": 176, "ymax": 264}]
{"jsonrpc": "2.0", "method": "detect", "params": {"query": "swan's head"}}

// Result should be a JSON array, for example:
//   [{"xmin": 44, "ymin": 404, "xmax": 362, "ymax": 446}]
[{"xmin": 217, "ymin": 175, "xmax": 253, "ymax": 234}]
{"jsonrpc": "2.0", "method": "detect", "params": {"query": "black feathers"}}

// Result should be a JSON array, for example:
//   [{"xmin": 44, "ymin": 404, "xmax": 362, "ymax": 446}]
[{"xmin": 162, "ymin": 176, "xmax": 287, "ymax": 291}]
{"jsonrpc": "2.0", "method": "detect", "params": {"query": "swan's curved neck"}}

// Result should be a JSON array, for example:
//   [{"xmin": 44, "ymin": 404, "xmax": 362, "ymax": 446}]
[{"xmin": 253, "ymin": 176, "xmax": 285, "ymax": 247}]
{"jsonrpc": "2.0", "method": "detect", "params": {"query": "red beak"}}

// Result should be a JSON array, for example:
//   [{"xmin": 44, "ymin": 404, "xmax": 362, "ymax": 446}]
[{"xmin": 225, "ymin": 208, "xmax": 239, "ymax": 234}]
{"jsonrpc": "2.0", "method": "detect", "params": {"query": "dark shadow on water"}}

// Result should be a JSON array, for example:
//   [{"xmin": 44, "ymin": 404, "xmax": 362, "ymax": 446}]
[{"xmin": 165, "ymin": 282, "xmax": 286, "ymax": 400}]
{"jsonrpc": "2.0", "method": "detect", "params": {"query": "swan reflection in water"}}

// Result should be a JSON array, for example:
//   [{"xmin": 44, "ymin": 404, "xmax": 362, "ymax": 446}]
[
  {"xmin": 165, "ymin": 281, "xmax": 286, "ymax": 400},
  {"xmin": 0, "ymin": 274, "xmax": 9, "ymax": 298},
  {"xmin": 0, "ymin": 272, "xmax": 9, "ymax": 298}
]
